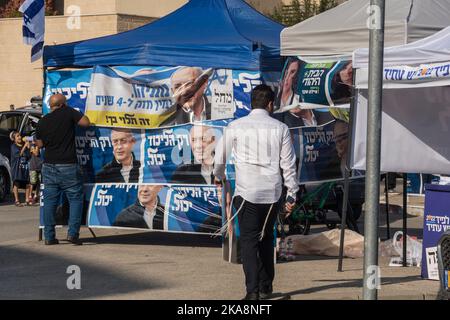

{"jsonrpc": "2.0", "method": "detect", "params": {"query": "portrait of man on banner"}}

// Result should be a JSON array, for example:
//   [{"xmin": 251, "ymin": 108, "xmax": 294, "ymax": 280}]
[
  {"xmin": 113, "ymin": 185, "xmax": 165, "ymax": 230},
  {"xmin": 161, "ymin": 67, "xmax": 213, "ymax": 126},
  {"xmin": 95, "ymin": 128, "xmax": 141, "ymax": 183},
  {"xmin": 171, "ymin": 125, "xmax": 217, "ymax": 185}
]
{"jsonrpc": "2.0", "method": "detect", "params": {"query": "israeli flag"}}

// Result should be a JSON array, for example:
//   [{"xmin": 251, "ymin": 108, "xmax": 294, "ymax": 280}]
[{"xmin": 19, "ymin": 0, "xmax": 45, "ymax": 62}]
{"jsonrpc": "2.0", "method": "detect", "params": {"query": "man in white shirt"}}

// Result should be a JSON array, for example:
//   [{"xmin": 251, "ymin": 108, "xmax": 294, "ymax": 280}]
[{"xmin": 214, "ymin": 85, "xmax": 299, "ymax": 300}]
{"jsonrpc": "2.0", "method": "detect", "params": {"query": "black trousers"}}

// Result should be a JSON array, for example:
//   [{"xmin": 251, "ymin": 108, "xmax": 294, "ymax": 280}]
[{"xmin": 235, "ymin": 195, "xmax": 279, "ymax": 294}]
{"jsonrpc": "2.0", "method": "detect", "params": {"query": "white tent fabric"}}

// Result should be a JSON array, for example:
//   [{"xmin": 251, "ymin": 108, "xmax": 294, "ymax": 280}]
[
  {"xmin": 353, "ymin": 26, "xmax": 450, "ymax": 69},
  {"xmin": 351, "ymin": 27, "xmax": 450, "ymax": 175},
  {"xmin": 281, "ymin": 0, "xmax": 450, "ymax": 60},
  {"xmin": 351, "ymin": 87, "xmax": 450, "ymax": 174}
]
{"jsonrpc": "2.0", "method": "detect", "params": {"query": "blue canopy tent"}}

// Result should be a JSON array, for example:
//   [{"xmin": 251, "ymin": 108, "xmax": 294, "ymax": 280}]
[{"xmin": 43, "ymin": 0, "xmax": 283, "ymax": 71}]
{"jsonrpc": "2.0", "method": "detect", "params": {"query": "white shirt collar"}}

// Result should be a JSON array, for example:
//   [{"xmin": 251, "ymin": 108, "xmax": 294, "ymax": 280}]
[
  {"xmin": 189, "ymin": 96, "xmax": 207, "ymax": 122},
  {"xmin": 140, "ymin": 201, "xmax": 157, "ymax": 229},
  {"xmin": 249, "ymin": 109, "xmax": 269, "ymax": 116}
]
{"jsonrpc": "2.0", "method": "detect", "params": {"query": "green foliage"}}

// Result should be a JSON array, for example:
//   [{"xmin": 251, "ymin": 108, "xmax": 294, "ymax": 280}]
[
  {"xmin": 0, "ymin": 0, "xmax": 58, "ymax": 18},
  {"xmin": 269, "ymin": 0, "xmax": 339, "ymax": 26}
]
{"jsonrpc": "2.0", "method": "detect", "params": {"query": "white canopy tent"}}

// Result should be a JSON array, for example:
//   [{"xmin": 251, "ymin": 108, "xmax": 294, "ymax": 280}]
[
  {"xmin": 351, "ymin": 27, "xmax": 450, "ymax": 175},
  {"xmin": 281, "ymin": 0, "xmax": 450, "ymax": 61}
]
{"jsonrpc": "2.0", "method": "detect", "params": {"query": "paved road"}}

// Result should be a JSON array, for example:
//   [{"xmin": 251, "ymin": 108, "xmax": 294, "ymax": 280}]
[{"xmin": 0, "ymin": 192, "xmax": 440, "ymax": 300}]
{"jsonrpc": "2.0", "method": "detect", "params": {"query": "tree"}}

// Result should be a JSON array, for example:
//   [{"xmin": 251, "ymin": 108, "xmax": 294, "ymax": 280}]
[
  {"xmin": 269, "ymin": 0, "xmax": 339, "ymax": 26},
  {"xmin": 0, "ymin": 0, "xmax": 58, "ymax": 18}
]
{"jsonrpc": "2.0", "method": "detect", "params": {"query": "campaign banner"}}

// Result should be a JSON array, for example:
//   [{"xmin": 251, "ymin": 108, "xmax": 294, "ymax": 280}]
[
  {"xmin": 88, "ymin": 184, "xmax": 222, "ymax": 234},
  {"xmin": 421, "ymin": 184, "xmax": 450, "ymax": 279},
  {"xmin": 44, "ymin": 67, "xmax": 280, "ymax": 124},
  {"xmin": 75, "ymin": 123, "xmax": 225, "ymax": 185},
  {"xmin": 291, "ymin": 121, "xmax": 341, "ymax": 183},
  {"xmin": 85, "ymin": 65, "xmax": 176, "ymax": 128},
  {"xmin": 274, "ymin": 58, "xmax": 352, "ymax": 117},
  {"xmin": 383, "ymin": 62, "xmax": 450, "ymax": 82},
  {"xmin": 43, "ymin": 68, "xmax": 93, "ymax": 114},
  {"xmin": 84, "ymin": 66, "xmax": 239, "ymax": 128}
]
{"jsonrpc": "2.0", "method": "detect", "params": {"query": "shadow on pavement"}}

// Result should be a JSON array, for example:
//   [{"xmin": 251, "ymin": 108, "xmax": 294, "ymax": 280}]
[
  {"xmin": 0, "ymin": 246, "xmax": 168, "ymax": 299},
  {"xmin": 286, "ymin": 275, "xmax": 424, "ymax": 298},
  {"xmin": 86, "ymin": 230, "xmax": 222, "ymax": 248}
]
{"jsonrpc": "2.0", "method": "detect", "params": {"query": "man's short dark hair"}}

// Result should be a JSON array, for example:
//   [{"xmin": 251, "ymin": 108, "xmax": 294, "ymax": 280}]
[{"xmin": 251, "ymin": 84, "xmax": 275, "ymax": 109}]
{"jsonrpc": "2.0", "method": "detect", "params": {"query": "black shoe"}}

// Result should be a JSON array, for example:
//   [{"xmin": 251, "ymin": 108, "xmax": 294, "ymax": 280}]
[
  {"xmin": 44, "ymin": 239, "xmax": 59, "ymax": 245},
  {"xmin": 259, "ymin": 290, "xmax": 273, "ymax": 300},
  {"xmin": 259, "ymin": 286, "xmax": 273, "ymax": 300},
  {"xmin": 242, "ymin": 293, "xmax": 259, "ymax": 300},
  {"xmin": 67, "ymin": 236, "xmax": 83, "ymax": 246}
]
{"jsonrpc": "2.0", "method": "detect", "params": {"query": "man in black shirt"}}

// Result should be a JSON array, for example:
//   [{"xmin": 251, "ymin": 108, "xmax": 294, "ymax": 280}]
[{"xmin": 35, "ymin": 94, "xmax": 90, "ymax": 245}]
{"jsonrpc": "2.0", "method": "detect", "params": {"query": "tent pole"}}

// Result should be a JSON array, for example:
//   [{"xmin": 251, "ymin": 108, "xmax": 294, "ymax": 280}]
[
  {"xmin": 338, "ymin": 169, "xmax": 350, "ymax": 272},
  {"xmin": 402, "ymin": 173, "xmax": 408, "ymax": 266},
  {"xmin": 363, "ymin": 0, "xmax": 385, "ymax": 301},
  {"xmin": 385, "ymin": 174, "xmax": 390, "ymax": 239},
  {"xmin": 337, "ymin": 67, "xmax": 357, "ymax": 272}
]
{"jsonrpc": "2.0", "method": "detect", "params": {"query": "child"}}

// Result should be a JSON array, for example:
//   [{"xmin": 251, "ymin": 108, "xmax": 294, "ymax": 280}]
[
  {"xmin": 10, "ymin": 131, "xmax": 32, "ymax": 206},
  {"xmin": 29, "ymin": 144, "xmax": 43, "ymax": 205}
]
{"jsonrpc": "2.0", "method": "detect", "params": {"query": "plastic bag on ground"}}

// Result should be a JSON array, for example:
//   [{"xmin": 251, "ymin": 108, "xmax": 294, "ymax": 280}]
[{"xmin": 282, "ymin": 229, "xmax": 364, "ymax": 258}]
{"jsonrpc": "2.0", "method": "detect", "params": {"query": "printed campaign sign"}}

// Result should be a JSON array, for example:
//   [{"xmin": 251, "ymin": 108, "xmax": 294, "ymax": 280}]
[
  {"xmin": 85, "ymin": 66, "xmax": 175, "ymax": 128},
  {"xmin": 84, "ymin": 66, "xmax": 264, "ymax": 128},
  {"xmin": 87, "ymin": 184, "xmax": 221, "ymax": 234},
  {"xmin": 43, "ymin": 68, "xmax": 93, "ymax": 114},
  {"xmin": 425, "ymin": 246, "xmax": 440, "ymax": 280},
  {"xmin": 291, "ymin": 121, "xmax": 342, "ymax": 183},
  {"xmin": 209, "ymin": 69, "xmax": 234, "ymax": 119},
  {"xmin": 40, "ymin": 67, "xmax": 276, "ymax": 235},
  {"xmin": 421, "ymin": 184, "xmax": 450, "ymax": 279},
  {"xmin": 270, "ymin": 58, "xmax": 361, "ymax": 184},
  {"xmin": 75, "ymin": 124, "xmax": 224, "ymax": 185},
  {"xmin": 383, "ymin": 62, "xmax": 450, "ymax": 82},
  {"xmin": 44, "ymin": 67, "xmax": 278, "ymax": 123},
  {"xmin": 274, "ymin": 58, "xmax": 352, "ymax": 116}
]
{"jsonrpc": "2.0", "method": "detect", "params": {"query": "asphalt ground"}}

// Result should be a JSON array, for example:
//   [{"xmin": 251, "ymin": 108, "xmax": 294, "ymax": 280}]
[{"xmin": 0, "ymin": 187, "xmax": 440, "ymax": 300}]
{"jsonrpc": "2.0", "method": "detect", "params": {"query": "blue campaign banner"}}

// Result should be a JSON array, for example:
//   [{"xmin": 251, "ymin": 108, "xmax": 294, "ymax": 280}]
[
  {"xmin": 232, "ymin": 70, "xmax": 262, "ymax": 118},
  {"xmin": 87, "ymin": 184, "xmax": 221, "ymax": 234},
  {"xmin": 75, "ymin": 124, "xmax": 225, "ymax": 185},
  {"xmin": 44, "ymin": 66, "xmax": 278, "ymax": 122},
  {"xmin": 142, "ymin": 124, "xmax": 224, "ymax": 185},
  {"xmin": 291, "ymin": 121, "xmax": 343, "ymax": 184},
  {"xmin": 421, "ymin": 184, "xmax": 450, "ymax": 279},
  {"xmin": 43, "ymin": 68, "xmax": 93, "ymax": 114},
  {"xmin": 75, "ymin": 127, "xmax": 143, "ymax": 184}
]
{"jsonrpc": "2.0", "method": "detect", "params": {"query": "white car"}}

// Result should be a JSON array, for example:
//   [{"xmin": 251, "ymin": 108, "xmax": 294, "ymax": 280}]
[{"xmin": 0, "ymin": 153, "xmax": 12, "ymax": 202}]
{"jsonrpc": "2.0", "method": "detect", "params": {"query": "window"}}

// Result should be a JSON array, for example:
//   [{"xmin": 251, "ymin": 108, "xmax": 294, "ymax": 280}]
[
  {"xmin": 0, "ymin": 113, "xmax": 23, "ymax": 132},
  {"xmin": 22, "ymin": 114, "xmax": 40, "ymax": 136}
]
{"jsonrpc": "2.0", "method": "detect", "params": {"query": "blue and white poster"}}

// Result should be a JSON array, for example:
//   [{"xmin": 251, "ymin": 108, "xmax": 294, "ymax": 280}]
[
  {"xmin": 75, "ymin": 124, "xmax": 225, "ymax": 184},
  {"xmin": 44, "ymin": 66, "xmax": 278, "ymax": 123},
  {"xmin": 421, "ymin": 184, "xmax": 450, "ymax": 280},
  {"xmin": 88, "ymin": 184, "xmax": 221, "ymax": 234},
  {"xmin": 44, "ymin": 68, "xmax": 92, "ymax": 114}
]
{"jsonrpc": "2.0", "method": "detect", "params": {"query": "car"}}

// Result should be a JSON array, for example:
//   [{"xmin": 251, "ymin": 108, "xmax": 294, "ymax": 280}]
[
  {"xmin": 0, "ymin": 152, "xmax": 12, "ymax": 202},
  {"xmin": 0, "ymin": 104, "xmax": 42, "ymax": 160}
]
